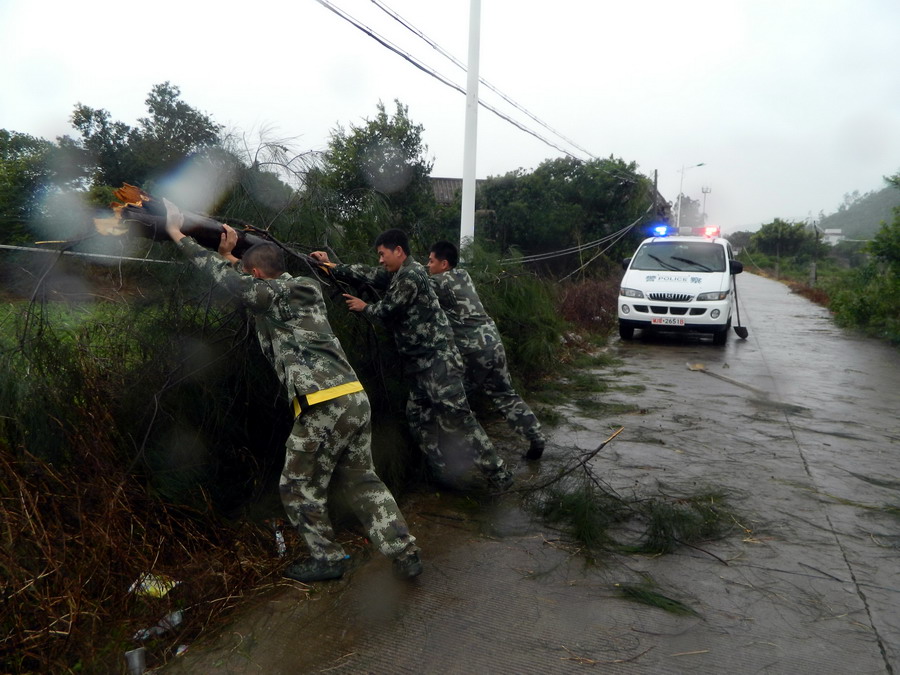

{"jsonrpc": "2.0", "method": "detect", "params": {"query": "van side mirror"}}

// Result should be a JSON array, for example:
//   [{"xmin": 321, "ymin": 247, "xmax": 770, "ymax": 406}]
[
  {"xmin": 621, "ymin": 258, "xmax": 631, "ymax": 271},
  {"xmin": 730, "ymin": 260, "xmax": 744, "ymax": 275}
]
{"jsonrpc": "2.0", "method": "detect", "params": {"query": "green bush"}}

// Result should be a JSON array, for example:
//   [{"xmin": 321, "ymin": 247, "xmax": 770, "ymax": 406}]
[
  {"xmin": 0, "ymin": 290, "xmax": 285, "ymax": 672},
  {"xmin": 827, "ymin": 264, "xmax": 900, "ymax": 344},
  {"xmin": 738, "ymin": 250, "xmax": 814, "ymax": 281},
  {"xmin": 464, "ymin": 246, "xmax": 566, "ymax": 385}
]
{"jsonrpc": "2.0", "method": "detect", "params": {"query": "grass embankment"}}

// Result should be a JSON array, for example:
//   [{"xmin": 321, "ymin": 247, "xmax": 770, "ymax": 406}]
[{"xmin": 1, "ymin": 285, "xmax": 294, "ymax": 673}]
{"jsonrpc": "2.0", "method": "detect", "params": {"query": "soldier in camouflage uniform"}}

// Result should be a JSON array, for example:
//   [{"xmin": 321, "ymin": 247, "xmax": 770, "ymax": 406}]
[
  {"xmin": 163, "ymin": 200, "xmax": 421, "ymax": 583},
  {"xmin": 427, "ymin": 241, "xmax": 547, "ymax": 460},
  {"xmin": 311, "ymin": 229, "xmax": 513, "ymax": 491}
]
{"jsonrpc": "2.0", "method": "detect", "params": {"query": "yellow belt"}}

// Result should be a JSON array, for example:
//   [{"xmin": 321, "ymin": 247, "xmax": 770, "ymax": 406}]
[{"xmin": 293, "ymin": 381, "xmax": 364, "ymax": 418}]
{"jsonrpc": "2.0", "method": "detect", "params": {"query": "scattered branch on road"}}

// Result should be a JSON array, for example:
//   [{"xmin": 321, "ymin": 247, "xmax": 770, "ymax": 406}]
[
  {"xmin": 516, "ymin": 426, "xmax": 738, "ymax": 564},
  {"xmin": 560, "ymin": 644, "xmax": 655, "ymax": 665}
]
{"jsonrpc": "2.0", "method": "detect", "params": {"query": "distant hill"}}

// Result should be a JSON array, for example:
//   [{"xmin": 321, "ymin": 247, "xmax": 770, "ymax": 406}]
[{"xmin": 818, "ymin": 185, "xmax": 900, "ymax": 240}]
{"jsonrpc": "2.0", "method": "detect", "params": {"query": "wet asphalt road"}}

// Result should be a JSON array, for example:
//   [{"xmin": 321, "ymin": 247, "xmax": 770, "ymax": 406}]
[{"xmin": 166, "ymin": 272, "xmax": 900, "ymax": 674}]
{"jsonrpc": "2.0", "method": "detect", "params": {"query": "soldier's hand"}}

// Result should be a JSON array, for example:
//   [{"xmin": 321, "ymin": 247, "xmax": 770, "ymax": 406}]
[
  {"xmin": 310, "ymin": 251, "xmax": 331, "ymax": 264},
  {"xmin": 218, "ymin": 224, "xmax": 240, "ymax": 263},
  {"xmin": 162, "ymin": 198, "xmax": 185, "ymax": 242},
  {"xmin": 343, "ymin": 293, "xmax": 367, "ymax": 312}
]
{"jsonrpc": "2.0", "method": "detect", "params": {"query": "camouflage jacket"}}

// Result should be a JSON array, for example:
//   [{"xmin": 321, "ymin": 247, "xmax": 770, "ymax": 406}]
[
  {"xmin": 332, "ymin": 257, "xmax": 455, "ymax": 361},
  {"xmin": 177, "ymin": 237, "xmax": 359, "ymax": 401},
  {"xmin": 429, "ymin": 268, "xmax": 501, "ymax": 355}
]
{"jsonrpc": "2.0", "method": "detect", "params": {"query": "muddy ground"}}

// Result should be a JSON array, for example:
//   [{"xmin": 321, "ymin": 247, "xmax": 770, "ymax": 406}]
[{"xmin": 165, "ymin": 272, "xmax": 900, "ymax": 674}]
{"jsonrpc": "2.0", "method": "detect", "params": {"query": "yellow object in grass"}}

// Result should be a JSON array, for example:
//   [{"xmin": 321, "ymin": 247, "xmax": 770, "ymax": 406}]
[{"xmin": 129, "ymin": 572, "xmax": 181, "ymax": 598}]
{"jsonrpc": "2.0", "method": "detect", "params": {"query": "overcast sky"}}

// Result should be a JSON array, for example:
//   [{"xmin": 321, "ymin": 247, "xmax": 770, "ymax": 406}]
[{"xmin": 2, "ymin": 0, "xmax": 899, "ymax": 233}]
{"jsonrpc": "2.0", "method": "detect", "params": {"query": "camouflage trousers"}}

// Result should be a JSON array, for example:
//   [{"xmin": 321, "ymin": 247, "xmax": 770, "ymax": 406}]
[
  {"xmin": 280, "ymin": 390, "xmax": 417, "ymax": 563},
  {"xmin": 405, "ymin": 349, "xmax": 506, "ymax": 488},
  {"xmin": 463, "ymin": 343, "xmax": 545, "ymax": 444}
]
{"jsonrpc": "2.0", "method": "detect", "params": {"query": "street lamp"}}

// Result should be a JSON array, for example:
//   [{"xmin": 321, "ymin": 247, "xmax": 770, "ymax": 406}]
[{"xmin": 675, "ymin": 162, "xmax": 706, "ymax": 231}]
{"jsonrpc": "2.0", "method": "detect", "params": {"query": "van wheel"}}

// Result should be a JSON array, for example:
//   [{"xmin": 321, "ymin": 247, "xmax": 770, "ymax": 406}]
[
  {"xmin": 712, "ymin": 324, "xmax": 729, "ymax": 345},
  {"xmin": 619, "ymin": 323, "xmax": 634, "ymax": 340}
]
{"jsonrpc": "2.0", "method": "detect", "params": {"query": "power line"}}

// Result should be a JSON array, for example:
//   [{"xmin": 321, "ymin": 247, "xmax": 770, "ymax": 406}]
[
  {"xmin": 313, "ymin": 0, "xmax": 583, "ymax": 161},
  {"xmin": 500, "ymin": 230, "xmax": 626, "ymax": 264},
  {"xmin": 500, "ymin": 203, "xmax": 652, "ymax": 266},
  {"xmin": 559, "ymin": 219, "xmax": 640, "ymax": 281},
  {"xmin": 323, "ymin": 0, "xmax": 643, "ymax": 186},
  {"xmin": 0, "ymin": 243, "xmax": 175, "ymax": 264},
  {"xmin": 369, "ymin": 0, "xmax": 597, "ymax": 161}
]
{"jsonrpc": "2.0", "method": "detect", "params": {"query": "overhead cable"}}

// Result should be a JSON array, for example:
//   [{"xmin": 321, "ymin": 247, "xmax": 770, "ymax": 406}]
[
  {"xmin": 313, "ymin": 0, "xmax": 581, "ymax": 160},
  {"xmin": 370, "ymin": 0, "xmax": 596, "ymax": 160},
  {"xmin": 499, "ymin": 230, "xmax": 625, "ymax": 264},
  {"xmin": 366, "ymin": 1, "xmax": 647, "ymax": 186},
  {"xmin": 559, "ymin": 219, "xmax": 641, "ymax": 281},
  {"xmin": 501, "ymin": 203, "xmax": 653, "ymax": 269},
  {"xmin": 0, "ymin": 243, "xmax": 175, "ymax": 264}
]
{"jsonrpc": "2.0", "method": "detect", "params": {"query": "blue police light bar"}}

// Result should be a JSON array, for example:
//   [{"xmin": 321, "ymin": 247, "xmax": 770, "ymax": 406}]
[{"xmin": 651, "ymin": 224, "xmax": 669, "ymax": 237}]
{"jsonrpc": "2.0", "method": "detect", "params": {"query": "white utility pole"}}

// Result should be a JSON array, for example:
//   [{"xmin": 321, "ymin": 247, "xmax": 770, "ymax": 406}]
[{"xmin": 459, "ymin": 0, "xmax": 481, "ymax": 255}]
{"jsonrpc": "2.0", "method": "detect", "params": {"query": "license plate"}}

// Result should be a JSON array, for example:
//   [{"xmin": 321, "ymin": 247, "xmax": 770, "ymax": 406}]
[{"xmin": 652, "ymin": 317, "xmax": 685, "ymax": 326}]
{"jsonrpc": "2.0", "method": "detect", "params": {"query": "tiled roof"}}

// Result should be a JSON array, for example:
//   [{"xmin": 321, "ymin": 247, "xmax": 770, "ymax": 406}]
[{"xmin": 430, "ymin": 177, "xmax": 485, "ymax": 204}]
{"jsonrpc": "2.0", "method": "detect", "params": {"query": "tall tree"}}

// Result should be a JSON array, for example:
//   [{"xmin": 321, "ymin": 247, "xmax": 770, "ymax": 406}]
[
  {"xmin": 133, "ymin": 82, "xmax": 222, "ymax": 177},
  {"xmin": 750, "ymin": 218, "xmax": 821, "ymax": 259},
  {"xmin": 867, "ymin": 172, "xmax": 900, "ymax": 275},
  {"xmin": 0, "ymin": 130, "xmax": 53, "ymax": 242},
  {"xmin": 478, "ymin": 156, "xmax": 654, "ymax": 263},
  {"xmin": 725, "ymin": 230, "xmax": 753, "ymax": 251},
  {"xmin": 0, "ymin": 130, "xmax": 88, "ymax": 243},
  {"xmin": 69, "ymin": 105, "xmax": 138, "ymax": 187},
  {"xmin": 315, "ymin": 100, "xmax": 437, "ymax": 254},
  {"xmin": 867, "ymin": 217, "xmax": 900, "ymax": 274},
  {"xmin": 70, "ymin": 82, "xmax": 221, "ymax": 188}
]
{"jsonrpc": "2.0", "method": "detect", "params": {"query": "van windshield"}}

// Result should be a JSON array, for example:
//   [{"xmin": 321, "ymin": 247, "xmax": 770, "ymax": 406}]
[{"xmin": 630, "ymin": 241, "xmax": 726, "ymax": 272}]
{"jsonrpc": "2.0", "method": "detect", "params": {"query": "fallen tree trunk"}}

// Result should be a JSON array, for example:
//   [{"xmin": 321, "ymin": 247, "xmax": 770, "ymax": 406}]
[
  {"xmin": 94, "ymin": 184, "xmax": 268, "ymax": 259},
  {"xmin": 115, "ymin": 204, "xmax": 269, "ymax": 258},
  {"xmin": 89, "ymin": 184, "xmax": 337, "ymax": 280}
]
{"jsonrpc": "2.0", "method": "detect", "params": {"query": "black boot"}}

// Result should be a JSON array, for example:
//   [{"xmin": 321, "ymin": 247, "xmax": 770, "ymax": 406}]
[
  {"xmin": 487, "ymin": 467, "xmax": 515, "ymax": 491},
  {"xmin": 392, "ymin": 550, "xmax": 424, "ymax": 580},
  {"xmin": 524, "ymin": 438, "xmax": 545, "ymax": 460},
  {"xmin": 283, "ymin": 557, "xmax": 347, "ymax": 583}
]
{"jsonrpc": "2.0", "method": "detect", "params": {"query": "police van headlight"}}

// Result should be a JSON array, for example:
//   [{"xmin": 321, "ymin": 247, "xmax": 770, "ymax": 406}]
[
  {"xmin": 619, "ymin": 288, "xmax": 644, "ymax": 298},
  {"xmin": 696, "ymin": 291, "xmax": 729, "ymax": 301}
]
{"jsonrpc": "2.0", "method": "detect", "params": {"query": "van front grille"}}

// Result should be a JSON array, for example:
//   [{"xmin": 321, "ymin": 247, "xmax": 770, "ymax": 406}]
[{"xmin": 647, "ymin": 293, "xmax": 693, "ymax": 302}]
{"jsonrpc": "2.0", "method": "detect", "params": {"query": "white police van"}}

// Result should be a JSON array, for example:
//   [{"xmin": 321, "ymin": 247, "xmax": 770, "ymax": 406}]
[{"xmin": 617, "ymin": 227, "xmax": 743, "ymax": 345}]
